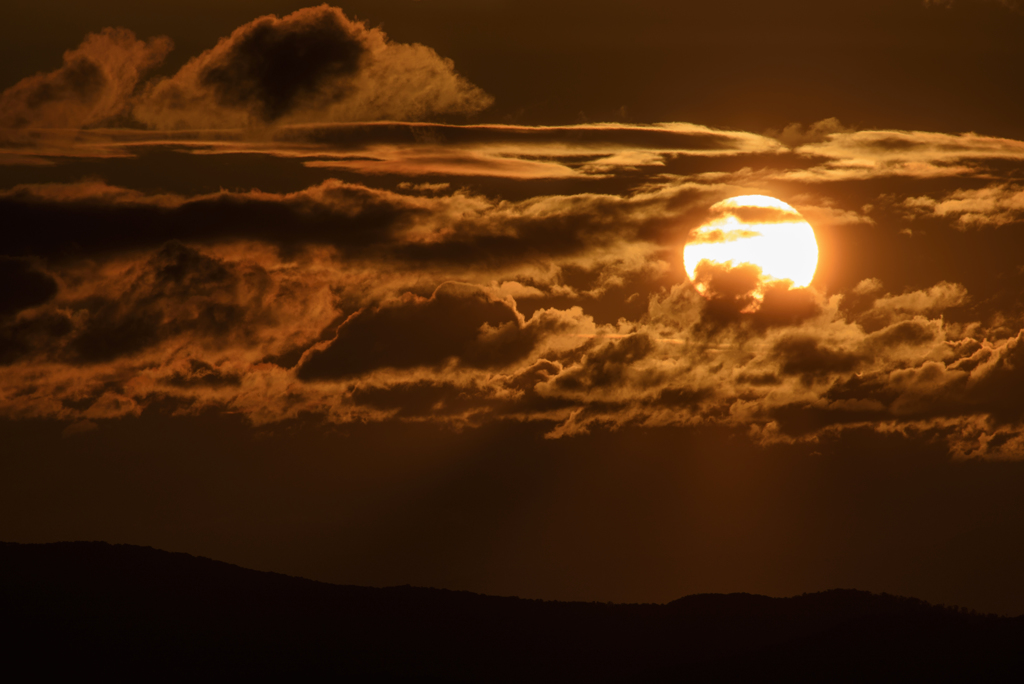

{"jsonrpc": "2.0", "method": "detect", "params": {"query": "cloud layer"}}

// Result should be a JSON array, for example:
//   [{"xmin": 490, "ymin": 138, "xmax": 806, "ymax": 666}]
[
  {"xmin": 2, "ymin": 9, "xmax": 1024, "ymax": 461},
  {"xmin": 2, "ymin": 157, "xmax": 1022, "ymax": 460}
]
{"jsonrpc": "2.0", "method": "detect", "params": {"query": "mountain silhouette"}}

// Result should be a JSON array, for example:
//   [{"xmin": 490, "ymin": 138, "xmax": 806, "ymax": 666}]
[{"xmin": 1, "ymin": 541, "xmax": 1020, "ymax": 682}]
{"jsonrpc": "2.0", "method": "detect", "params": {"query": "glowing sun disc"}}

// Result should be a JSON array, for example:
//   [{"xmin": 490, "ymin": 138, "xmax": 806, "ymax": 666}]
[{"xmin": 683, "ymin": 195, "xmax": 818, "ymax": 300}]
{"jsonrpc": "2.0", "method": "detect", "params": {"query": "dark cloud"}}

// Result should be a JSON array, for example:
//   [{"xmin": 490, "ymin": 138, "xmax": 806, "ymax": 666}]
[
  {"xmin": 774, "ymin": 336, "xmax": 863, "ymax": 381},
  {"xmin": 653, "ymin": 386, "xmax": 715, "ymax": 408},
  {"xmin": 297, "ymin": 283, "xmax": 568, "ymax": 381},
  {"xmin": 551, "ymin": 334, "xmax": 656, "ymax": 392},
  {"xmin": 69, "ymin": 297, "xmax": 164, "ymax": 364},
  {"xmin": 0, "ymin": 179, "xmax": 682, "ymax": 298},
  {"xmin": 43, "ymin": 242, "xmax": 283, "ymax": 366},
  {"xmin": 0, "ymin": 258, "xmax": 58, "ymax": 318},
  {"xmin": 0, "ymin": 311, "xmax": 73, "ymax": 366},
  {"xmin": 963, "ymin": 333, "xmax": 1024, "ymax": 425},
  {"xmin": 864, "ymin": 320, "xmax": 937, "ymax": 352},
  {"xmin": 163, "ymin": 359, "xmax": 243, "ymax": 389},
  {"xmin": 0, "ymin": 28, "xmax": 171, "ymax": 128},
  {"xmin": 0, "ymin": 258, "xmax": 66, "ymax": 366},
  {"xmin": 768, "ymin": 402, "xmax": 886, "ymax": 438},
  {"xmin": 134, "ymin": 5, "xmax": 492, "ymax": 128},
  {"xmin": 67, "ymin": 243, "xmax": 248, "ymax": 363},
  {"xmin": 692, "ymin": 262, "xmax": 764, "ymax": 325},
  {"xmin": 350, "ymin": 379, "xmax": 502, "ymax": 419},
  {"xmin": 198, "ymin": 7, "xmax": 365, "ymax": 122},
  {"xmin": 0, "ymin": 181, "xmax": 416, "ymax": 258},
  {"xmin": 751, "ymin": 284, "xmax": 822, "ymax": 329},
  {"xmin": 0, "ymin": 220, "xmax": 1021, "ymax": 460}
]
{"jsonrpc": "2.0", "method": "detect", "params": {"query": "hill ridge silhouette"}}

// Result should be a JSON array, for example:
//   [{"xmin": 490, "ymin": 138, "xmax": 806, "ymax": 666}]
[{"xmin": 2, "ymin": 541, "xmax": 1020, "ymax": 682}]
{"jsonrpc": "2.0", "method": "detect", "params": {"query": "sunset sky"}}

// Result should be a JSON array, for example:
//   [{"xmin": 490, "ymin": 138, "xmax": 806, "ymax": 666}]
[{"xmin": 3, "ymin": 0, "xmax": 1024, "ymax": 615}]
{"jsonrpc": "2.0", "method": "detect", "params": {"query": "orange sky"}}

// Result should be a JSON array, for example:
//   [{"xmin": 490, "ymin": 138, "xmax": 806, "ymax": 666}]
[{"xmin": 2, "ymin": 1, "xmax": 1024, "ymax": 615}]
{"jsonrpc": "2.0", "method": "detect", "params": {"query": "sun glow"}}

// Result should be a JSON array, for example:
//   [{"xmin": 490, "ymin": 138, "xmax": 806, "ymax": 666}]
[{"xmin": 683, "ymin": 195, "xmax": 819, "ymax": 305}]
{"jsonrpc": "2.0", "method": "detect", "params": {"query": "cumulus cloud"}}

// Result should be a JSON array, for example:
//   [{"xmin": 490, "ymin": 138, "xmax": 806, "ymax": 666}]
[
  {"xmin": 133, "ymin": 5, "xmax": 492, "ymax": 128},
  {"xmin": 0, "ymin": 28, "xmax": 171, "ymax": 129}
]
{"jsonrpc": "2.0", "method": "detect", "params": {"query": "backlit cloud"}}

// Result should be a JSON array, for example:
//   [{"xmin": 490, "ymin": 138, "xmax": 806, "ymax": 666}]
[
  {"xmin": 0, "ymin": 28, "xmax": 171, "ymax": 129},
  {"xmin": 2, "ymin": 9, "xmax": 1024, "ymax": 462},
  {"xmin": 1, "ymin": 213, "xmax": 1021, "ymax": 460},
  {"xmin": 133, "ymin": 5, "xmax": 492, "ymax": 128},
  {"xmin": 903, "ymin": 184, "xmax": 1024, "ymax": 228}
]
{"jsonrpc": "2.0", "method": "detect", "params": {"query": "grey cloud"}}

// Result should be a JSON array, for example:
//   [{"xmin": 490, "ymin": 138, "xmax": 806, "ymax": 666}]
[
  {"xmin": 550, "ymin": 334, "xmax": 657, "ymax": 392},
  {"xmin": 774, "ymin": 336, "xmax": 863, "ymax": 382}
]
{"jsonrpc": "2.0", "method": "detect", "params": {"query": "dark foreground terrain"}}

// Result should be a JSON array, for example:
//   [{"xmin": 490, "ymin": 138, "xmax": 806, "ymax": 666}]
[{"xmin": 1, "ymin": 542, "xmax": 1021, "ymax": 682}]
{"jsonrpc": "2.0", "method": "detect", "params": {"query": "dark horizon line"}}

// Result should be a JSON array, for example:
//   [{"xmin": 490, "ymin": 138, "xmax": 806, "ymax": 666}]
[{"xmin": 4, "ymin": 538, "xmax": 1017, "ymax": 618}]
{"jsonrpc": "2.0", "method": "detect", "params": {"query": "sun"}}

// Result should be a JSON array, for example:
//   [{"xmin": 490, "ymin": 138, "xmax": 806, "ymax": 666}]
[{"xmin": 683, "ymin": 195, "xmax": 818, "ymax": 306}]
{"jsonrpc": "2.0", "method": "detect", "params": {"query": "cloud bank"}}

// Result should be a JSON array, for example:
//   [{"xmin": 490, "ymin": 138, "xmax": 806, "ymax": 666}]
[
  {"xmin": 1, "ymin": 164, "xmax": 1022, "ymax": 461},
  {"xmin": 2, "ymin": 9, "xmax": 1024, "ymax": 461}
]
